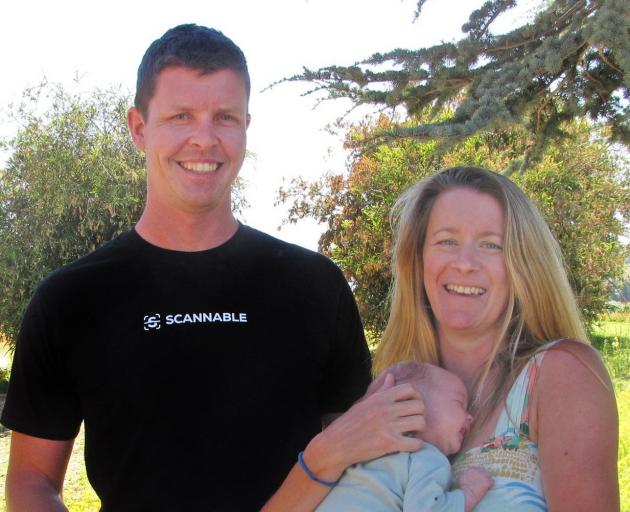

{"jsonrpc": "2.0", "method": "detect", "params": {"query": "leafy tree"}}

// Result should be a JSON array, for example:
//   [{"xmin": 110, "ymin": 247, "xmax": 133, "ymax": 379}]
[
  {"xmin": 511, "ymin": 132, "xmax": 630, "ymax": 321},
  {"xmin": 0, "ymin": 83, "xmax": 248, "ymax": 348},
  {"xmin": 0, "ymin": 84, "xmax": 146, "ymax": 347},
  {"xmin": 279, "ymin": 116, "xmax": 629, "ymax": 333},
  {"xmin": 288, "ymin": 0, "xmax": 629, "ymax": 172}
]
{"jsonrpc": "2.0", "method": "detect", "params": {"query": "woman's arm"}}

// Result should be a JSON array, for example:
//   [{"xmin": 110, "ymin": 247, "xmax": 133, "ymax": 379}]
[
  {"xmin": 262, "ymin": 374, "xmax": 425, "ymax": 511},
  {"xmin": 533, "ymin": 340, "xmax": 619, "ymax": 512}
]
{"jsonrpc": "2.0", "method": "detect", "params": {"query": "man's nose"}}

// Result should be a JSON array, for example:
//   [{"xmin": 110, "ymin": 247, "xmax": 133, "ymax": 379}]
[{"xmin": 189, "ymin": 118, "xmax": 219, "ymax": 148}]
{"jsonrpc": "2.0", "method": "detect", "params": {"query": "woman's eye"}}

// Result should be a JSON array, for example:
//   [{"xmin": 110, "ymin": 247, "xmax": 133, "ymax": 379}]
[
  {"xmin": 481, "ymin": 241, "xmax": 502, "ymax": 250},
  {"xmin": 437, "ymin": 239, "xmax": 456, "ymax": 246}
]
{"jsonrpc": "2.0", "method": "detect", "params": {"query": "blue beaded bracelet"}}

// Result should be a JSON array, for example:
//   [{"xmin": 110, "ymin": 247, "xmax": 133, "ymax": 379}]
[{"xmin": 297, "ymin": 451, "xmax": 339, "ymax": 488}]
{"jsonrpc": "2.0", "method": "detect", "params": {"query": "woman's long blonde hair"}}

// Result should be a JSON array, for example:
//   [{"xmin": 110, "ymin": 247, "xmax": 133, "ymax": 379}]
[{"xmin": 373, "ymin": 166, "xmax": 588, "ymax": 430}]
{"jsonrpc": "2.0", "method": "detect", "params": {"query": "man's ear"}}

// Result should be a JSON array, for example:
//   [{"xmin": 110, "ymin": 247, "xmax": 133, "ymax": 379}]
[{"xmin": 127, "ymin": 107, "xmax": 146, "ymax": 151}]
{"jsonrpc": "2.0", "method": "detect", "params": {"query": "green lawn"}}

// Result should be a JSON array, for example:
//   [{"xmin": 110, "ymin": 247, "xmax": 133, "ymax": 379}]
[
  {"xmin": 0, "ymin": 319, "xmax": 628, "ymax": 511},
  {"xmin": 592, "ymin": 319, "xmax": 630, "ymax": 381}
]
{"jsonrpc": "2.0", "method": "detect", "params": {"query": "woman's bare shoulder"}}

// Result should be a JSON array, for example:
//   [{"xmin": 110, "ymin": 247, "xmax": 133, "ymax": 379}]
[
  {"xmin": 540, "ymin": 339, "xmax": 611, "ymax": 385},
  {"xmin": 529, "ymin": 339, "xmax": 616, "ymax": 441}
]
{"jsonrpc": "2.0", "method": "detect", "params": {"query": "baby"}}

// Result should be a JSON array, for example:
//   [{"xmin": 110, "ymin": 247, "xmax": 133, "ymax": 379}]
[{"xmin": 316, "ymin": 361, "xmax": 493, "ymax": 512}]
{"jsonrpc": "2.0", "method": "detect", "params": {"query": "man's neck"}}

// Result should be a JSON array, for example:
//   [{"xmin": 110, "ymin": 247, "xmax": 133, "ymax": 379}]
[{"xmin": 135, "ymin": 203, "xmax": 239, "ymax": 252}]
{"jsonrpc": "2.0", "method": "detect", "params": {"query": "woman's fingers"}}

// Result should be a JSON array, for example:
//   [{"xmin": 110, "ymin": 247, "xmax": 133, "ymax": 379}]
[
  {"xmin": 394, "ymin": 415, "xmax": 426, "ymax": 440},
  {"xmin": 389, "ymin": 396, "xmax": 425, "ymax": 418},
  {"xmin": 364, "ymin": 371, "xmax": 395, "ymax": 398},
  {"xmin": 307, "ymin": 377, "xmax": 427, "ymax": 478}
]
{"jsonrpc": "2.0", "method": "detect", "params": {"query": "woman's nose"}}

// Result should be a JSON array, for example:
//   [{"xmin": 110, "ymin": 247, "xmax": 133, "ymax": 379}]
[{"xmin": 452, "ymin": 244, "xmax": 480, "ymax": 272}]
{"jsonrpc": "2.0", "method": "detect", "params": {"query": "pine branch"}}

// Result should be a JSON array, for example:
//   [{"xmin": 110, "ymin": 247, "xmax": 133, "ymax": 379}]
[{"xmin": 281, "ymin": 0, "xmax": 629, "ymax": 171}]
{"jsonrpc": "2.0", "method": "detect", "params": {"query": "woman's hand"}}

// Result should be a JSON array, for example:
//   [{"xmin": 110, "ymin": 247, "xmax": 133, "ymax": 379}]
[
  {"xmin": 302, "ymin": 373, "xmax": 426, "ymax": 483},
  {"xmin": 261, "ymin": 373, "xmax": 425, "ymax": 512}
]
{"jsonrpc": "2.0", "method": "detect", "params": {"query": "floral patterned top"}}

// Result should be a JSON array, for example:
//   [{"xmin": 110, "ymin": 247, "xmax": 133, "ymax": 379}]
[{"xmin": 451, "ymin": 341, "xmax": 561, "ymax": 511}]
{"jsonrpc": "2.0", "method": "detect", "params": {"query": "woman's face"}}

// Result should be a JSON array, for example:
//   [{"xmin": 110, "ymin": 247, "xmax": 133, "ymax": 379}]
[{"xmin": 422, "ymin": 187, "xmax": 509, "ymax": 344}]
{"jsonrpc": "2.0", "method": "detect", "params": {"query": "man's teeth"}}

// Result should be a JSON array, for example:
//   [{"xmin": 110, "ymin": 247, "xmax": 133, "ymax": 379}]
[
  {"xmin": 445, "ymin": 284, "xmax": 485, "ymax": 296},
  {"xmin": 180, "ymin": 162, "xmax": 219, "ymax": 172}
]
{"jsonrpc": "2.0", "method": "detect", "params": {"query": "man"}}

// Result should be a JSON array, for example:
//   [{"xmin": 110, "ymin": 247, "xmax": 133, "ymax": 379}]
[{"xmin": 2, "ymin": 25, "xmax": 424, "ymax": 511}]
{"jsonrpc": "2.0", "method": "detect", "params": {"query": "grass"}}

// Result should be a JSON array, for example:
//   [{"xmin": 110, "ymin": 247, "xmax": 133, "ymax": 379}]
[
  {"xmin": 0, "ymin": 317, "xmax": 628, "ymax": 511},
  {"xmin": 591, "ymin": 318, "xmax": 630, "ymax": 381}
]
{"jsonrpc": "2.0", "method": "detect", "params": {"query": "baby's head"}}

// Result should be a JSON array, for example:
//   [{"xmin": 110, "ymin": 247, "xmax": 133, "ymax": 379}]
[{"xmin": 389, "ymin": 361, "xmax": 473, "ymax": 455}]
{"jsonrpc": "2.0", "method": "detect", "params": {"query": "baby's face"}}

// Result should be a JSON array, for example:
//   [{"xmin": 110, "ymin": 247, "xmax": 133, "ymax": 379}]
[{"xmin": 420, "ymin": 367, "xmax": 473, "ymax": 455}]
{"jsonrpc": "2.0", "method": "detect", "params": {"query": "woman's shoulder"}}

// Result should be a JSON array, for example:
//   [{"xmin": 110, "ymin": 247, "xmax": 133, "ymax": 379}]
[
  {"xmin": 538, "ymin": 338, "xmax": 611, "ymax": 384},
  {"xmin": 529, "ymin": 338, "xmax": 615, "ymax": 440}
]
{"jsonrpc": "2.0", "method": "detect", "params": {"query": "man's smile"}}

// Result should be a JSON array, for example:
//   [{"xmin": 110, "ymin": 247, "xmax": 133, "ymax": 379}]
[{"xmin": 178, "ymin": 161, "xmax": 220, "ymax": 173}]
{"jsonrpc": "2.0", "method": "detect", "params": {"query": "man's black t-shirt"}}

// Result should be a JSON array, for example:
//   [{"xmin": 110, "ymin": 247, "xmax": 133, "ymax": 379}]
[{"xmin": 2, "ymin": 225, "xmax": 371, "ymax": 511}]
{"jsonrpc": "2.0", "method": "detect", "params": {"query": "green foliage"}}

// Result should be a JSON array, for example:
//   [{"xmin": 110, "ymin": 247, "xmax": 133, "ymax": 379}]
[
  {"xmin": 0, "ymin": 83, "xmax": 146, "ymax": 349},
  {"xmin": 280, "ymin": 115, "xmax": 629, "ymax": 333},
  {"xmin": 511, "ymin": 124, "xmax": 630, "ymax": 323},
  {"xmin": 288, "ymin": 0, "xmax": 630, "ymax": 172}
]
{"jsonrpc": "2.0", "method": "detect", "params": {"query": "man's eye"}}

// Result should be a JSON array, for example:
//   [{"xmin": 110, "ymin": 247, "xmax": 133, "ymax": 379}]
[{"xmin": 174, "ymin": 113, "xmax": 190, "ymax": 120}]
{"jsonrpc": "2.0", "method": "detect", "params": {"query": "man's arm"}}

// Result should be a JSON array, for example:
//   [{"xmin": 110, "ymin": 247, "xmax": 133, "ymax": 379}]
[
  {"xmin": 6, "ymin": 431, "xmax": 74, "ymax": 512},
  {"xmin": 262, "ymin": 374, "xmax": 425, "ymax": 511}
]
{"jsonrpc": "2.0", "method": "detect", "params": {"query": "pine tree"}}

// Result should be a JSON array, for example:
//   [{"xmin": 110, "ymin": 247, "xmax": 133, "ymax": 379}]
[{"xmin": 289, "ymin": 0, "xmax": 629, "ymax": 172}]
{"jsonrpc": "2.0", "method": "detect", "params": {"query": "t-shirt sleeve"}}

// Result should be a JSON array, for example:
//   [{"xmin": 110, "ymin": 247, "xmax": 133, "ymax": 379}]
[
  {"xmin": 318, "ymin": 268, "xmax": 371, "ymax": 414},
  {"xmin": 1, "ymin": 283, "xmax": 82, "ymax": 440}
]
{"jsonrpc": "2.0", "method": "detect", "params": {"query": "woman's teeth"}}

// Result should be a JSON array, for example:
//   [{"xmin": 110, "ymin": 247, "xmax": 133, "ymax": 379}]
[{"xmin": 445, "ymin": 284, "xmax": 485, "ymax": 296}]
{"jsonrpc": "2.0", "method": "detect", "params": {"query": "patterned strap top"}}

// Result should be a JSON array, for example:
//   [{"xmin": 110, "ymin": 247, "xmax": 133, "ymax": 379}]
[{"xmin": 451, "ymin": 341, "xmax": 562, "ymax": 512}]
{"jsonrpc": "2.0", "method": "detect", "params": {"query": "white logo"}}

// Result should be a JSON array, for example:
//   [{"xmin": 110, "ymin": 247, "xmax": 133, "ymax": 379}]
[
  {"xmin": 143, "ymin": 314, "xmax": 161, "ymax": 331},
  {"xmin": 143, "ymin": 311, "xmax": 247, "ymax": 331}
]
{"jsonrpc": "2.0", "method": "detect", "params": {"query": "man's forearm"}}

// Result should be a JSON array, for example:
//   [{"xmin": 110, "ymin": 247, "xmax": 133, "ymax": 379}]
[{"xmin": 6, "ymin": 474, "xmax": 69, "ymax": 512}]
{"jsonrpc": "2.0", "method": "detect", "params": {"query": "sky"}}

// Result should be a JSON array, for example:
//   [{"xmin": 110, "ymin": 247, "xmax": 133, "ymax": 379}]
[{"xmin": 0, "ymin": 0, "xmax": 537, "ymax": 250}]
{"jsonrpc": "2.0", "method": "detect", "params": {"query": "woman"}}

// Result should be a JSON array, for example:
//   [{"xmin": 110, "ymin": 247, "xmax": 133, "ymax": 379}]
[{"xmin": 373, "ymin": 166, "xmax": 619, "ymax": 510}]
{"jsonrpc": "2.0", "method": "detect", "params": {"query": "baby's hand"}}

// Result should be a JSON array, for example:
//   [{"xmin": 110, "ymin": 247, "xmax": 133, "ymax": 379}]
[{"xmin": 458, "ymin": 467, "xmax": 493, "ymax": 512}]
